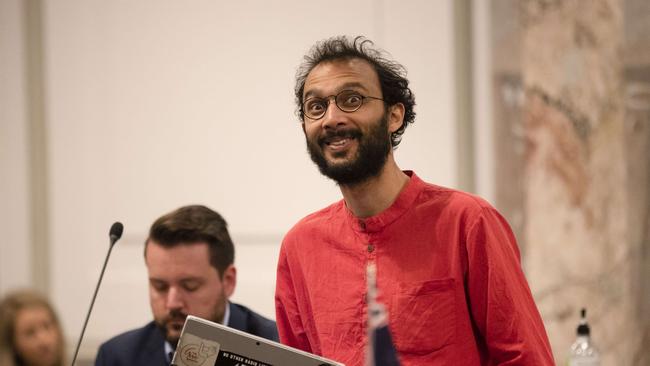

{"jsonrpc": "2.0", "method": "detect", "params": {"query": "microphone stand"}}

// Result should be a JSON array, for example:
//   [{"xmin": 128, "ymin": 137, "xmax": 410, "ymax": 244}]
[{"xmin": 70, "ymin": 222, "xmax": 123, "ymax": 365}]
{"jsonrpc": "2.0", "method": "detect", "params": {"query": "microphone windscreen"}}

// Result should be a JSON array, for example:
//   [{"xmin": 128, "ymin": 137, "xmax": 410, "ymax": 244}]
[{"xmin": 109, "ymin": 222, "xmax": 124, "ymax": 243}]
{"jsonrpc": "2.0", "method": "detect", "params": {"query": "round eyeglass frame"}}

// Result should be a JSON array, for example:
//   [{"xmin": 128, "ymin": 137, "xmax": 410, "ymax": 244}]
[{"xmin": 302, "ymin": 90, "xmax": 385, "ymax": 121}]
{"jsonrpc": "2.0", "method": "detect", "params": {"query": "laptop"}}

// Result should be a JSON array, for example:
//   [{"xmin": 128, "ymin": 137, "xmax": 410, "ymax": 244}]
[{"xmin": 171, "ymin": 315, "xmax": 345, "ymax": 366}]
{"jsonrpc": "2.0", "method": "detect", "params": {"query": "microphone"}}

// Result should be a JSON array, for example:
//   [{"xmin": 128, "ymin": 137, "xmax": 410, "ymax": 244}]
[
  {"xmin": 109, "ymin": 222, "xmax": 123, "ymax": 246},
  {"xmin": 70, "ymin": 222, "xmax": 124, "ymax": 366}
]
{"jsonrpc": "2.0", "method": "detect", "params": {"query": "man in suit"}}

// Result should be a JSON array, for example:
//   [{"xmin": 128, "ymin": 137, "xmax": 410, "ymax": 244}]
[{"xmin": 96, "ymin": 205, "xmax": 277, "ymax": 365}]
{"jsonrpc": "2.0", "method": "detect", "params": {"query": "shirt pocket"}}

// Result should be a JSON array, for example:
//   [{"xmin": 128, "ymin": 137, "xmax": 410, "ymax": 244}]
[{"xmin": 391, "ymin": 278, "xmax": 456, "ymax": 355}]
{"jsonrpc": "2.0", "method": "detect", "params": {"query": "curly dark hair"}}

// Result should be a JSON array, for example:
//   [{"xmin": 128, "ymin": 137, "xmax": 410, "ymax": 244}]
[
  {"xmin": 144, "ymin": 205, "xmax": 234, "ymax": 277},
  {"xmin": 295, "ymin": 35, "xmax": 416, "ymax": 147}
]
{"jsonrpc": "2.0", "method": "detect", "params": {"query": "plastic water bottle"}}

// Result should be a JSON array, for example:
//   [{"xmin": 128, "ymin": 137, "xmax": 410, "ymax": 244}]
[{"xmin": 568, "ymin": 308, "xmax": 600, "ymax": 366}]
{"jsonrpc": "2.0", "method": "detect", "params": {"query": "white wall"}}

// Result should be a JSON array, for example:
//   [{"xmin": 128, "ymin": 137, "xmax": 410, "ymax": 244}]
[
  {"xmin": 472, "ymin": 0, "xmax": 495, "ymax": 203},
  {"xmin": 2, "ymin": 0, "xmax": 456, "ymax": 359},
  {"xmin": 0, "ymin": 0, "xmax": 32, "ymax": 293}
]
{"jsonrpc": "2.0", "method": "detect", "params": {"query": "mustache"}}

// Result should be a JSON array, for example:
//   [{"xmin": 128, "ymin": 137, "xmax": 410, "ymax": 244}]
[
  {"xmin": 317, "ymin": 127, "xmax": 362, "ymax": 145},
  {"xmin": 164, "ymin": 309, "xmax": 187, "ymax": 324}
]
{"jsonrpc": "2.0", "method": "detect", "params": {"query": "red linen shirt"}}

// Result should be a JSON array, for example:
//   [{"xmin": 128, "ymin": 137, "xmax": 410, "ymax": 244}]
[{"xmin": 275, "ymin": 172, "xmax": 554, "ymax": 365}]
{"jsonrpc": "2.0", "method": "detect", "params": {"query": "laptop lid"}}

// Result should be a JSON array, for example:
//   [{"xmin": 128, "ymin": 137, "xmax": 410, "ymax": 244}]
[{"xmin": 171, "ymin": 315, "xmax": 345, "ymax": 366}]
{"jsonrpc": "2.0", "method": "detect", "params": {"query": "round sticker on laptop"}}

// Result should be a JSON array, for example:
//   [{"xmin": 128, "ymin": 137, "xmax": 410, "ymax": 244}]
[{"xmin": 177, "ymin": 333, "xmax": 220, "ymax": 366}]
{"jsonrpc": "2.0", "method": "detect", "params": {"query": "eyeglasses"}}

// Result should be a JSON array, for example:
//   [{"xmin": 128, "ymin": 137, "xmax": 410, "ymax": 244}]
[{"xmin": 302, "ymin": 90, "xmax": 385, "ymax": 120}]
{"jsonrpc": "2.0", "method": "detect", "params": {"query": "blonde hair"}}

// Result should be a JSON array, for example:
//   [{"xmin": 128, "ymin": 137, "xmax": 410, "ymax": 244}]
[{"xmin": 0, "ymin": 290, "xmax": 65, "ymax": 366}]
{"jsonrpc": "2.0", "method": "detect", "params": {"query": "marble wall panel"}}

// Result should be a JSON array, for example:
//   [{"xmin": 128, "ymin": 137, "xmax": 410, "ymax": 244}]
[{"xmin": 492, "ymin": 0, "xmax": 649, "ymax": 364}]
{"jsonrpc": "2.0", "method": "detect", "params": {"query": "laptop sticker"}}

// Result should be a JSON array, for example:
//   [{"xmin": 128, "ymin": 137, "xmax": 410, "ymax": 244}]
[
  {"xmin": 176, "ymin": 333, "xmax": 220, "ymax": 366},
  {"xmin": 216, "ymin": 350, "xmax": 273, "ymax": 366}
]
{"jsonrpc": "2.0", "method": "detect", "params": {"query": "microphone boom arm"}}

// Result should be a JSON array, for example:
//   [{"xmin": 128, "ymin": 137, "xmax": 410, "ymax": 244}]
[{"xmin": 70, "ymin": 222, "xmax": 122, "ymax": 365}]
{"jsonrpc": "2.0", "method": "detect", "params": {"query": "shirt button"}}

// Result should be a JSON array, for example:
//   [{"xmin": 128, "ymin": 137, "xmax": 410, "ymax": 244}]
[
  {"xmin": 359, "ymin": 220, "xmax": 366, "ymax": 230},
  {"xmin": 367, "ymin": 244, "xmax": 374, "ymax": 253}
]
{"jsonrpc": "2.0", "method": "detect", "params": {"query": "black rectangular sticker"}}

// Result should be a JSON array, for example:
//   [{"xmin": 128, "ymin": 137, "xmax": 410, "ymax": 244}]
[{"xmin": 215, "ymin": 350, "xmax": 273, "ymax": 366}]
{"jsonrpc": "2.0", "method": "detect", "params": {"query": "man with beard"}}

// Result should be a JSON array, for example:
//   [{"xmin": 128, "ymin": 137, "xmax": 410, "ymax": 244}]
[
  {"xmin": 275, "ymin": 36, "xmax": 554, "ymax": 366},
  {"xmin": 95, "ymin": 205, "xmax": 277, "ymax": 366}
]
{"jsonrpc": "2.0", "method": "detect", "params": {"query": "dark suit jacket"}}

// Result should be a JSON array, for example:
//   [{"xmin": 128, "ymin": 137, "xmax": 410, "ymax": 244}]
[{"xmin": 95, "ymin": 302, "xmax": 278, "ymax": 366}]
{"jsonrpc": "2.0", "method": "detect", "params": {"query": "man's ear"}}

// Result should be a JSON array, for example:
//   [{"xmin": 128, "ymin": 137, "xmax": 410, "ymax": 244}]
[
  {"xmin": 387, "ymin": 103, "xmax": 405, "ymax": 134},
  {"xmin": 221, "ymin": 265, "xmax": 237, "ymax": 298}
]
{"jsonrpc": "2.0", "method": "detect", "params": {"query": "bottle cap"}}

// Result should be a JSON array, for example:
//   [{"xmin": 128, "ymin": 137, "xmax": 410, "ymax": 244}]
[{"xmin": 576, "ymin": 308, "xmax": 591, "ymax": 336}]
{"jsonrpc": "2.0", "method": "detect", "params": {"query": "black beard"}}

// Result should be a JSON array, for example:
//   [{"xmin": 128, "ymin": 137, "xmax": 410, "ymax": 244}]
[
  {"xmin": 155, "ymin": 309, "xmax": 186, "ymax": 348},
  {"xmin": 155, "ymin": 296, "xmax": 226, "ymax": 349},
  {"xmin": 306, "ymin": 113, "xmax": 391, "ymax": 186}
]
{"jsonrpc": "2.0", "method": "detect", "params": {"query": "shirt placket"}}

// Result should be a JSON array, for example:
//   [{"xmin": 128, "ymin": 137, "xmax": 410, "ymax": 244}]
[
  {"xmin": 357, "ymin": 218, "xmax": 377, "ymax": 262},
  {"xmin": 358, "ymin": 218, "xmax": 378, "ymax": 355}
]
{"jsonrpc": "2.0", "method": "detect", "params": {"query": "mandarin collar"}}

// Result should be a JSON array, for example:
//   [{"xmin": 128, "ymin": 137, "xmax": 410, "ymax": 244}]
[{"xmin": 346, "ymin": 171, "xmax": 422, "ymax": 233}]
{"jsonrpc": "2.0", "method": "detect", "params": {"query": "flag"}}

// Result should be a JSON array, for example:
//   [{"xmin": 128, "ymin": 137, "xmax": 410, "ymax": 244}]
[{"xmin": 366, "ymin": 264, "xmax": 400, "ymax": 366}]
